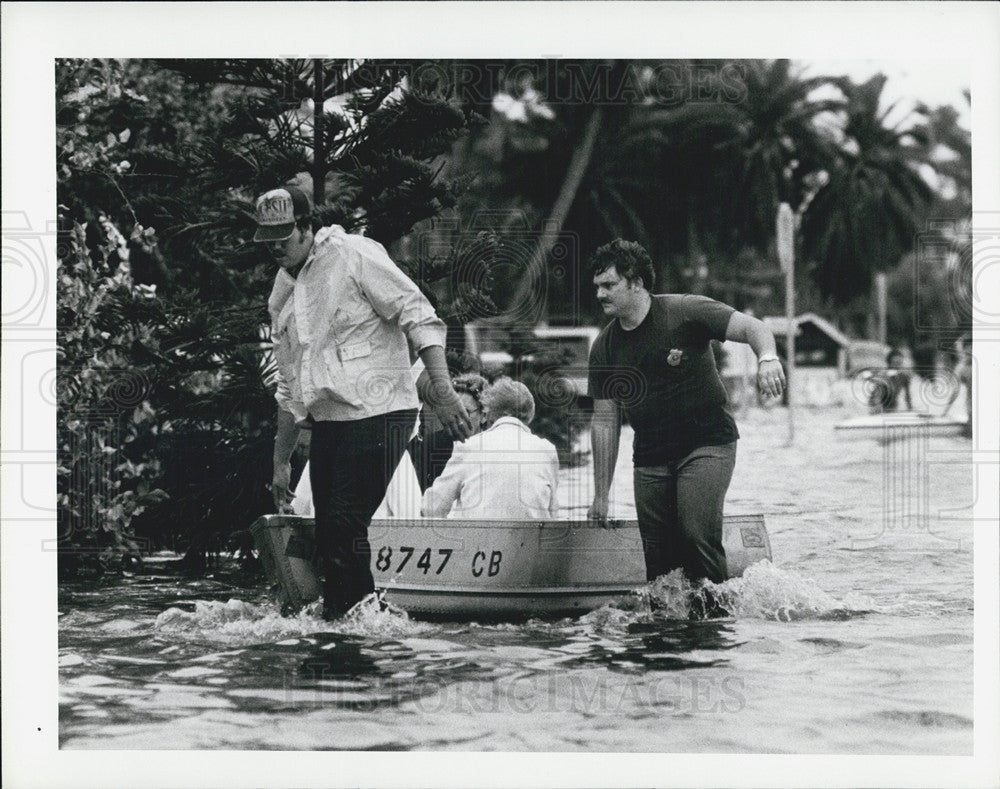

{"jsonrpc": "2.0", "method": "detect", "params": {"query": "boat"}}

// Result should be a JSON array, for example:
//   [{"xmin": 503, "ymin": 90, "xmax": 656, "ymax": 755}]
[
  {"xmin": 250, "ymin": 514, "xmax": 772, "ymax": 620},
  {"xmin": 834, "ymin": 411, "xmax": 966, "ymax": 439}
]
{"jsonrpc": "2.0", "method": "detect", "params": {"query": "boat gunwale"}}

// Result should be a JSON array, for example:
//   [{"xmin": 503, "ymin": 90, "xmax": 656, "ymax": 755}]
[{"xmin": 256, "ymin": 514, "xmax": 765, "ymax": 531}]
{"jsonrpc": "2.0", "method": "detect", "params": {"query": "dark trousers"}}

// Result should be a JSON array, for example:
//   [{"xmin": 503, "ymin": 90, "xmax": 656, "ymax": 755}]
[
  {"xmin": 633, "ymin": 441, "xmax": 737, "ymax": 584},
  {"xmin": 309, "ymin": 410, "xmax": 417, "ymax": 615},
  {"xmin": 408, "ymin": 427, "xmax": 456, "ymax": 493}
]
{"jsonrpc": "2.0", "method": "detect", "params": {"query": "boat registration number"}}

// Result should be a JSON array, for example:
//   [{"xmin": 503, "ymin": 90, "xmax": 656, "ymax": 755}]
[{"xmin": 374, "ymin": 546, "xmax": 503, "ymax": 578}]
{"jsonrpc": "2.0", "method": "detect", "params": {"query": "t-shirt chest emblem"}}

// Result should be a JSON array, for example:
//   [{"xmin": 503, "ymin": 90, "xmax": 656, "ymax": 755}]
[{"xmin": 667, "ymin": 348, "xmax": 684, "ymax": 366}]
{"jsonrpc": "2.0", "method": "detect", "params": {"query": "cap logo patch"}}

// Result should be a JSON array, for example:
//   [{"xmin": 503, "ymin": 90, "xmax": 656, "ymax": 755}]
[{"xmin": 256, "ymin": 190, "xmax": 295, "ymax": 226}]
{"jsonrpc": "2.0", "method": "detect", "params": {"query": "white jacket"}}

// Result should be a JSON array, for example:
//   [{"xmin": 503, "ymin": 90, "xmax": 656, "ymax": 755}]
[
  {"xmin": 268, "ymin": 225, "xmax": 445, "ymax": 422},
  {"xmin": 421, "ymin": 417, "xmax": 560, "ymax": 520}
]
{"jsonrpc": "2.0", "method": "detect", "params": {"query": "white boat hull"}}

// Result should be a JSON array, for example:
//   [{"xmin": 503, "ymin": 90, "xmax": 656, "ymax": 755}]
[{"xmin": 251, "ymin": 515, "xmax": 772, "ymax": 619}]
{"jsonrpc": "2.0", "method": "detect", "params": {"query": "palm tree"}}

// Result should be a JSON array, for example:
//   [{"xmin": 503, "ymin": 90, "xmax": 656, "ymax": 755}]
[
  {"xmin": 501, "ymin": 93, "xmax": 606, "ymax": 324},
  {"xmin": 585, "ymin": 60, "xmax": 843, "ymax": 293},
  {"xmin": 801, "ymin": 74, "xmax": 934, "ymax": 306},
  {"xmin": 917, "ymin": 98, "xmax": 971, "ymax": 226}
]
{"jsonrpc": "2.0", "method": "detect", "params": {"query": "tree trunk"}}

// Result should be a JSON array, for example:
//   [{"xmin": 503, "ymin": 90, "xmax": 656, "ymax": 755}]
[
  {"xmin": 501, "ymin": 105, "xmax": 604, "ymax": 326},
  {"xmin": 312, "ymin": 59, "xmax": 326, "ymax": 206},
  {"xmin": 687, "ymin": 200, "xmax": 707, "ymax": 295}
]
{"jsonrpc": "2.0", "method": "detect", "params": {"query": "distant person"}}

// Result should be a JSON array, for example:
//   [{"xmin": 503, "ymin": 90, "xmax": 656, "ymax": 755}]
[
  {"xmin": 409, "ymin": 373, "xmax": 489, "ymax": 492},
  {"xmin": 586, "ymin": 240, "xmax": 785, "ymax": 591},
  {"xmin": 944, "ymin": 333, "xmax": 972, "ymax": 437},
  {"xmin": 868, "ymin": 348, "xmax": 913, "ymax": 414},
  {"xmin": 421, "ymin": 378, "xmax": 560, "ymax": 519},
  {"xmin": 956, "ymin": 335, "xmax": 972, "ymax": 438},
  {"xmin": 258, "ymin": 183, "xmax": 473, "ymax": 620}
]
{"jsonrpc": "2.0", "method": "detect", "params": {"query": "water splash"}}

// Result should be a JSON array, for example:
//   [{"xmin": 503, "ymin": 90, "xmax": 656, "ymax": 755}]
[
  {"xmin": 331, "ymin": 593, "xmax": 433, "ymax": 637},
  {"xmin": 629, "ymin": 572, "xmax": 694, "ymax": 619},
  {"xmin": 579, "ymin": 570, "xmax": 694, "ymax": 629},
  {"xmin": 155, "ymin": 593, "xmax": 431, "ymax": 644},
  {"xmin": 708, "ymin": 561, "xmax": 876, "ymax": 621},
  {"xmin": 584, "ymin": 562, "xmax": 875, "ymax": 626}
]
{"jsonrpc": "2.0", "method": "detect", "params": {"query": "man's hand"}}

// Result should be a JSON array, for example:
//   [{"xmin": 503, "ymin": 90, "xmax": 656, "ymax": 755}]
[
  {"xmin": 272, "ymin": 461, "xmax": 295, "ymax": 514},
  {"xmin": 588, "ymin": 497, "xmax": 609, "ymax": 525},
  {"xmin": 724, "ymin": 313, "xmax": 786, "ymax": 400},
  {"xmin": 757, "ymin": 359, "xmax": 786, "ymax": 399},
  {"xmin": 430, "ymin": 387, "xmax": 473, "ymax": 441},
  {"xmin": 416, "ymin": 346, "xmax": 473, "ymax": 440}
]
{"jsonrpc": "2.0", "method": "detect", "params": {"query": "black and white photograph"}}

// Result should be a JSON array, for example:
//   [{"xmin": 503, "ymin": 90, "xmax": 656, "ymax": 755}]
[{"xmin": 2, "ymin": 2, "xmax": 999, "ymax": 787}]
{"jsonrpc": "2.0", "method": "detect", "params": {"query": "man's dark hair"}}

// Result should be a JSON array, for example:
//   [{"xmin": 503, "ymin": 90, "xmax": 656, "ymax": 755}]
[{"xmin": 589, "ymin": 239, "xmax": 655, "ymax": 290}]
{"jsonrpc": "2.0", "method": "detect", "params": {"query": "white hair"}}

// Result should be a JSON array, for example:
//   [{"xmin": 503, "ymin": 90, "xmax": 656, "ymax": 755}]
[{"xmin": 482, "ymin": 377, "xmax": 535, "ymax": 424}]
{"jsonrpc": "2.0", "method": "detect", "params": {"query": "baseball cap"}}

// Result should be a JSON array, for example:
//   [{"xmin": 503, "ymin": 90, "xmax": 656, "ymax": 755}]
[{"xmin": 253, "ymin": 185, "xmax": 311, "ymax": 242}]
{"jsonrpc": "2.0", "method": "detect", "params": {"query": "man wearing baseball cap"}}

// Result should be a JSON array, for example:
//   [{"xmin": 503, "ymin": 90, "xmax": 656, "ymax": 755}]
[{"xmin": 258, "ymin": 183, "xmax": 473, "ymax": 620}]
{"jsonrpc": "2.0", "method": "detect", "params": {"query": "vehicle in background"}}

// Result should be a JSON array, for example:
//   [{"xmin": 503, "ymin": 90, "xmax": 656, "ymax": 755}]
[{"xmin": 463, "ymin": 323, "xmax": 600, "ymax": 397}]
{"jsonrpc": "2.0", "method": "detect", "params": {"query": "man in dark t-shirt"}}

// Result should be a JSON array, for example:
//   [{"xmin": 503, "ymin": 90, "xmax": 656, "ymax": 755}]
[{"xmin": 587, "ymin": 240, "xmax": 785, "ymax": 593}]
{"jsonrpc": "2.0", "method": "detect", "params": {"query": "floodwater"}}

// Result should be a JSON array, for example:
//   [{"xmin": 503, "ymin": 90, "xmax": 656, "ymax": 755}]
[{"xmin": 58, "ymin": 405, "xmax": 974, "ymax": 753}]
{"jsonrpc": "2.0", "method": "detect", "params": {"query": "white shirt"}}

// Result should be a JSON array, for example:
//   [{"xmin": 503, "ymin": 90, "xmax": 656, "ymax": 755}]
[
  {"xmin": 268, "ymin": 225, "xmax": 445, "ymax": 422},
  {"xmin": 421, "ymin": 417, "xmax": 560, "ymax": 520}
]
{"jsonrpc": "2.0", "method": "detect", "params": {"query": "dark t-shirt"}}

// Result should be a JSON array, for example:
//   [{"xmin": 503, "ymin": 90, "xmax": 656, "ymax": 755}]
[{"xmin": 588, "ymin": 294, "xmax": 739, "ymax": 466}]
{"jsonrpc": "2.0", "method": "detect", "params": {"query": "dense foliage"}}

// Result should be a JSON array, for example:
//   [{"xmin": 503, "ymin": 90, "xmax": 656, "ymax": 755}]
[{"xmin": 57, "ymin": 221, "xmax": 167, "ymax": 578}]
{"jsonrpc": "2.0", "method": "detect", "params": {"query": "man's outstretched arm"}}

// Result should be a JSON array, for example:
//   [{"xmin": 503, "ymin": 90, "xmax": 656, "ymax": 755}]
[{"xmin": 725, "ymin": 311, "xmax": 786, "ymax": 400}]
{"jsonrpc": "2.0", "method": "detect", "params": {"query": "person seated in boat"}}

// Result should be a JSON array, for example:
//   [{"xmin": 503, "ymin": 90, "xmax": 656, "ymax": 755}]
[
  {"xmin": 421, "ymin": 377, "xmax": 560, "ymax": 520},
  {"xmin": 409, "ymin": 372, "xmax": 489, "ymax": 492},
  {"xmin": 868, "ymin": 348, "xmax": 913, "ymax": 414}
]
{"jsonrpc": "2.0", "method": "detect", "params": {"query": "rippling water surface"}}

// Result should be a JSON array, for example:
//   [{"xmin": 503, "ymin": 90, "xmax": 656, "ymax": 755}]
[{"xmin": 59, "ymin": 407, "xmax": 974, "ymax": 752}]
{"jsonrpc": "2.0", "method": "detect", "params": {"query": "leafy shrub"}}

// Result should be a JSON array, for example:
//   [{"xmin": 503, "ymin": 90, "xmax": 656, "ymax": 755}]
[{"xmin": 57, "ymin": 221, "xmax": 168, "ymax": 578}]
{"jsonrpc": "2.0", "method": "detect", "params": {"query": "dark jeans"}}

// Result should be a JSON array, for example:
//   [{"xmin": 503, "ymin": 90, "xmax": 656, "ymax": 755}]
[
  {"xmin": 408, "ymin": 427, "xmax": 455, "ymax": 493},
  {"xmin": 310, "ymin": 409, "xmax": 417, "ymax": 615},
  {"xmin": 633, "ymin": 441, "xmax": 737, "ymax": 584}
]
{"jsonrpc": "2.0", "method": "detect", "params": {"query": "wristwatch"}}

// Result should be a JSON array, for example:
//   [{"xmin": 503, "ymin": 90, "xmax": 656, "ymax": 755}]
[{"xmin": 757, "ymin": 353, "xmax": 780, "ymax": 365}]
